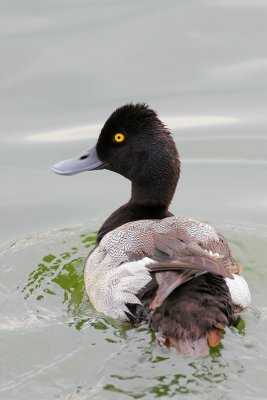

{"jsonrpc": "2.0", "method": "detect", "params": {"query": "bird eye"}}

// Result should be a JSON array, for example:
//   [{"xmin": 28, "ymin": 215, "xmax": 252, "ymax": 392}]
[{"xmin": 114, "ymin": 133, "xmax": 125, "ymax": 143}]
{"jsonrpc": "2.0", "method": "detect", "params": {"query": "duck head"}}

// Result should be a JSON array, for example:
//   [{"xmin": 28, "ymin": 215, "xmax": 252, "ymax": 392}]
[{"xmin": 52, "ymin": 103, "xmax": 181, "ymax": 238}]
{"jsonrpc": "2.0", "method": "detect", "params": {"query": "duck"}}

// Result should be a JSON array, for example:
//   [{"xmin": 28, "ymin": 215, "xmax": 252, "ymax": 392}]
[{"xmin": 51, "ymin": 103, "xmax": 251, "ymax": 356}]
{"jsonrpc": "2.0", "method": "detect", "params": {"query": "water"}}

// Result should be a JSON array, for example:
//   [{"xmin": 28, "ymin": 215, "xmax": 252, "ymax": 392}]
[
  {"xmin": 1, "ymin": 1, "xmax": 267, "ymax": 399},
  {"xmin": 1, "ymin": 225, "xmax": 266, "ymax": 399}
]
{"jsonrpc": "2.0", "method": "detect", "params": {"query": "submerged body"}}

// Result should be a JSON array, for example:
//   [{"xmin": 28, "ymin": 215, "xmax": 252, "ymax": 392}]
[{"xmin": 52, "ymin": 103, "xmax": 251, "ymax": 355}]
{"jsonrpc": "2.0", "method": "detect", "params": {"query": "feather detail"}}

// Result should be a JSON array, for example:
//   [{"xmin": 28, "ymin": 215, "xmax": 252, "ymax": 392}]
[
  {"xmin": 146, "ymin": 256, "xmax": 233, "ymax": 278},
  {"xmin": 150, "ymin": 270, "xmax": 204, "ymax": 309}
]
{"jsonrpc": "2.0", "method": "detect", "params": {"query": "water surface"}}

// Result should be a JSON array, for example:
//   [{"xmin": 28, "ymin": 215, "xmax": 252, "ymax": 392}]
[{"xmin": 1, "ymin": 1, "xmax": 267, "ymax": 399}]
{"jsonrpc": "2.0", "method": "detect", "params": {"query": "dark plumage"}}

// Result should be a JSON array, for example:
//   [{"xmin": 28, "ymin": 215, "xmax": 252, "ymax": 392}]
[
  {"xmin": 148, "ymin": 274, "xmax": 237, "ymax": 356},
  {"xmin": 52, "ymin": 103, "xmax": 249, "ymax": 356},
  {"xmin": 96, "ymin": 104, "xmax": 179, "ymax": 242}
]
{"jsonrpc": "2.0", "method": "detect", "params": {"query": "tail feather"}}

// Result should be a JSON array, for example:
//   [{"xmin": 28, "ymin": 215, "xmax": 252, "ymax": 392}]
[
  {"xmin": 148, "ymin": 273, "xmax": 236, "ymax": 356},
  {"xmin": 157, "ymin": 333, "xmax": 211, "ymax": 356}
]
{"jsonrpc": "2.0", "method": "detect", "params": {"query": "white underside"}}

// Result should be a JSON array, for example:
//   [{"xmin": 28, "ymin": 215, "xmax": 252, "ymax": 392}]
[{"xmin": 84, "ymin": 257, "xmax": 154, "ymax": 320}]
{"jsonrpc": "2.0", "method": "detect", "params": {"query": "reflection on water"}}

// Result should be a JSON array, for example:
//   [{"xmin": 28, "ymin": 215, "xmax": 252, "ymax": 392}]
[
  {"xmin": 103, "ymin": 360, "xmax": 231, "ymax": 398},
  {"xmin": 20, "ymin": 231, "xmax": 130, "ymax": 337},
  {"xmin": 21, "ymin": 233, "xmax": 93, "ymax": 330},
  {"xmin": 22, "ymin": 250, "xmax": 85, "ymax": 308}
]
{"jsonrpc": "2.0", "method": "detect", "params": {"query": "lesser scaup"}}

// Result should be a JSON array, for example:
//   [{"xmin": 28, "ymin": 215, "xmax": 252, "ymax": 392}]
[{"xmin": 52, "ymin": 103, "xmax": 250, "ymax": 355}]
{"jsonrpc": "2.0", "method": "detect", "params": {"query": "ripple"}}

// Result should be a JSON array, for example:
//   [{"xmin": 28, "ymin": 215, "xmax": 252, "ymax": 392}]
[
  {"xmin": 0, "ymin": 221, "xmax": 98, "ymax": 256},
  {"xmin": 0, "ymin": 221, "xmax": 266, "ymax": 400}
]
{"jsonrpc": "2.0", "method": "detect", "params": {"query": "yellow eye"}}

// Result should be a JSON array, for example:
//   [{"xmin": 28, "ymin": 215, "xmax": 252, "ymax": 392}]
[{"xmin": 114, "ymin": 133, "xmax": 125, "ymax": 143}]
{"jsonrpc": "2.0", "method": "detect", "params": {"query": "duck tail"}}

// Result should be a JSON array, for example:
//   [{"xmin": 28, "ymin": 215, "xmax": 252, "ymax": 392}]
[
  {"xmin": 156, "ymin": 326, "xmax": 224, "ymax": 356},
  {"xmin": 149, "ymin": 273, "xmax": 236, "ymax": 356}
]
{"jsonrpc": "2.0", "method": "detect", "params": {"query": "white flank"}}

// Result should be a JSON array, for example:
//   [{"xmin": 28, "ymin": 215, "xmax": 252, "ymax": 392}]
[
  {"xmin": 225, "ymin": 274, "xmax": 251, "ymax": 308},
  {"xmin": 84, "ymin": 257, "xmax": 153, "ymax": 321}
]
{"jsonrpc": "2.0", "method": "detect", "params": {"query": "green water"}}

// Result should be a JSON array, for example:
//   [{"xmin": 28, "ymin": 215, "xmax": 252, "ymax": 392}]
[{"xmin": 1, "ymin": 0, "xmax": 267, "ymax": 399}]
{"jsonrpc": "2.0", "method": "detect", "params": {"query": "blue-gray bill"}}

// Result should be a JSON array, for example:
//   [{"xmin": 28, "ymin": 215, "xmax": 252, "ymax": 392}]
[{"xmin": 51, "ymin": 145, "xmax": 104, "ymax": 176}]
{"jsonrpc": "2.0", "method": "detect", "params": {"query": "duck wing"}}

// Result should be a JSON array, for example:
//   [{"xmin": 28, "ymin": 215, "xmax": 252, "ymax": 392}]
[
  {"xmin": 148, "ymin": 270, "xmax": 204, "ymax": 309},
  {"xmin": 143, "ymin": 232, "xmax": 233, "ymax": 309},
  {"xmin": 140, "ymin": 229, "xmax": 239, "ymax": 355}
]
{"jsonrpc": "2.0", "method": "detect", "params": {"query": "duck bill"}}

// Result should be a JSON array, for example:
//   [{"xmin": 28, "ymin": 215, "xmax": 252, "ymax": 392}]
[{"xmin": 51, "ymin": 145, "xmax": 104, "ymax": 176}]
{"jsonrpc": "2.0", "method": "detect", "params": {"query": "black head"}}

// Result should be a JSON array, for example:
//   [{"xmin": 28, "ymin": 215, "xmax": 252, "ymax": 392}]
[
  {"xmin": 52, "ymin": 103, "xmax": 180, "ymax": 208},
  {"xmin": 96, "ymin": 103, "xmax": 180, "ymax": 190},
  {"xmin": 51, "ymin": 103, "xmax": 181, "ymax": 240}
]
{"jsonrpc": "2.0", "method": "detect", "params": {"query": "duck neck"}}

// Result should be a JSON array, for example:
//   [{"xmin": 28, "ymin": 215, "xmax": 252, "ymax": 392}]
[
  {"xmin": 97, "ymin": 175, "xmax": 178, "ymax": 244},
  {"xmin": 130, "ymin": 178, "xmax": 176, "ymax": 207}
]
